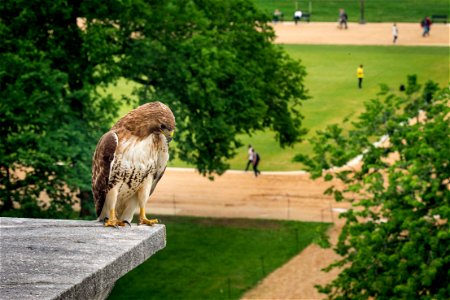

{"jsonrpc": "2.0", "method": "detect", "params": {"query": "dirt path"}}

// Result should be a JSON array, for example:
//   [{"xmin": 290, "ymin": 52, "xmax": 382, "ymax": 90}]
[
  {"xmin": 242, "ymin": 222, "xmax": 344, "ymax": 300},
  {"xmin": 149, "ymin": 168, "xmax": 346, "ymax": 223},
  {"xmin": 147, "ymin": 23, "xmax": 448, "ymax": 299},
  {"xmin": 273, "ymin": 22, "xmax": 449, "ymax": 46}
]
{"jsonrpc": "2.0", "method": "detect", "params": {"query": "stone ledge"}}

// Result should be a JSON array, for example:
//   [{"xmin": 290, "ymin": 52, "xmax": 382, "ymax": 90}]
[{"xmin": 0, "ymin": 217, "xmax": 166, "ymax": 300}]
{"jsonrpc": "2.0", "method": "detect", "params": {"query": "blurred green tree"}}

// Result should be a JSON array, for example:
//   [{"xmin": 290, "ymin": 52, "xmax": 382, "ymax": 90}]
[
  {"xmin": 120, "ymin": 0, "xmax": 308, "ymax": 176},
  {"xmin": 0, "ymin": 0, "xmax": 126, "ymax": 217},
  {"xmin": 0, "ymin": 0, "xmax": 308, "ymax": 217},
  {"xmin": 296, "ymin": 78, "xmax": 449, "ymax": 298}
]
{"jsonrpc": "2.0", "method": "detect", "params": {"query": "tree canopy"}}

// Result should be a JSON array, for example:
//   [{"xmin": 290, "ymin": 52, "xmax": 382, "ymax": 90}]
[
  {"xmin": 120, "ymin": 0, "xmax": 308, "ymax": 176},
  {"xmin": 0, "ymin": 0, "xmax": 308, "ymax": 217},
  {"xmin": 297, "ymin": 77, "xmax": 449, "ymax": 299}
]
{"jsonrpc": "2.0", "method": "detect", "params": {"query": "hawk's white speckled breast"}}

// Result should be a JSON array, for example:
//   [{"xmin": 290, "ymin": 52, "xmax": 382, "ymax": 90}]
[{"xmin": 109, "ymin": 135, "xmax": 167, "ymax": 200}]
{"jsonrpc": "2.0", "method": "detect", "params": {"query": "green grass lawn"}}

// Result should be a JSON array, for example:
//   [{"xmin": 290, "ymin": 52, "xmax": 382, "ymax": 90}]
[
  {"xmin": 167, "ymin": 45, "xmax": 449, "ymax": 171},
  {"xmin": 108, "ymin": 45, "xmax": 449, "ymax": 171},
  {"xmin": 108, "ymin": 216, "xmax": 330, "ymax": 300},
  {"xmin": 253, "ymin": 0, "xmax": 450, "ymax": 23}
]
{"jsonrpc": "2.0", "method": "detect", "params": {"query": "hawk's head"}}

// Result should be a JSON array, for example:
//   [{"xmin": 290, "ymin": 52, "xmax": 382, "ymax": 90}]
[{"xmin": 113, "ymin": 102, "xmax": 176, "ymax": 142}]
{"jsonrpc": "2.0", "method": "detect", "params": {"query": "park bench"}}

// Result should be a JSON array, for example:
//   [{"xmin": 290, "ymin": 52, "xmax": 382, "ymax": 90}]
[
  {"xmin": 293, "ymin": 12, "xmax": 310, "ymax": 24},
  {"xmin": 301, "ymin": 13, "xmax": 311, "ymax": 22},
  {"xmin": 294, "ymin": 13, "xmax": 311, "ymax": 24},
  {"xmin": 431, "ymin": 14, "xmax": 448, "ymax": 23}
]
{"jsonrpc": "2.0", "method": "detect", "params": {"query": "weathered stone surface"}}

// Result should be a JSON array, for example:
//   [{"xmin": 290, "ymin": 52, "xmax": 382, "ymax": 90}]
[{"xmin": 0, "ymin": 217, "xmax": 166, "ymax": 300}]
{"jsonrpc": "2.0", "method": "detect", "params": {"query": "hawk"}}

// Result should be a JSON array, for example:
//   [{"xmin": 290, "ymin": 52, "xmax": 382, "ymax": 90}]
[{"xmin": 92, "ymin": 102, "xmax": 175, "ymax": 227}]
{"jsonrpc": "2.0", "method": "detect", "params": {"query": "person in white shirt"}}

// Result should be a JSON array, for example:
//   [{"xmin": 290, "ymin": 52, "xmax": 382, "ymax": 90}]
[
  {"xmin": 245, "ymin": 144, "xmax": 254, "ymax": 171},
  {"xmin": 392, "ymin": 23, "xmax": 399, "ymax": 44},
  {"xmin": 294, "ymin": 10, "xmax": 302, "ymax": 25}
]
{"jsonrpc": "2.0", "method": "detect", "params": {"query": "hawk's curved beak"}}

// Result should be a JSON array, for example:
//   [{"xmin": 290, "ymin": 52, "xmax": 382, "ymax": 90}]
[{"xmin": 163, "ymin": 130, "xmax": 174, "ymax": 143}]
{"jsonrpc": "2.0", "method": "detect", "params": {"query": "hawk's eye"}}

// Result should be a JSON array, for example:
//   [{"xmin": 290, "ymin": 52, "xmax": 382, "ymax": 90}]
[{"xmin": 160, "ymin": 124, "xmax": 167, "ymax": 130}]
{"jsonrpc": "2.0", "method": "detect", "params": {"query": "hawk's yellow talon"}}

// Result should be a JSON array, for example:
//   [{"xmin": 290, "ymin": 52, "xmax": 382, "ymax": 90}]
[
  {"xmin": 104, "ymin": 219, "xmax": 129, "ymax": 227},
  {"xmin": 138, "ymin": 208, "xmax": 158, "ymax": 226},
  {"xmin": 138, "ymin": 218, "xmax": 159, "ymax": 226},
  {"xmin": 103, "ymin": 209, "xmax": 129, "ymax": 227}
]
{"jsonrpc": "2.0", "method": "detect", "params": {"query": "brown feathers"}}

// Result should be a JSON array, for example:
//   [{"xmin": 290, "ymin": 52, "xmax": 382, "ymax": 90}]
[
  {"xmin": 92, "ymin": 132, "xmax": 118, "ymax": 216},
  {"xmin": 91, "ymin": 101, "xmax": 175, "ymax": 219},
  {"xmin": 112, "ymin": 102, "xmax": 175, "ymax": 140}
]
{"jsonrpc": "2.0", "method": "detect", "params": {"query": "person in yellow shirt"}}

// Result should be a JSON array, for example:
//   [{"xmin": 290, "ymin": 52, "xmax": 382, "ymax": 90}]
[{"xmin": 357, "ymin": 64, "xmax": 364, "ymax": 88}]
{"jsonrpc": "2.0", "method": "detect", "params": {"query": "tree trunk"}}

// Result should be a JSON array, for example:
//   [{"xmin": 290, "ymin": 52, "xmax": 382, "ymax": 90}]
[
  {"xmin": 79, "ymin": 190, "xmax": 94, "ymax": 218},
  {"xmin": 0, "ymin": 168, "xmax": 14, "ymax": 213}
]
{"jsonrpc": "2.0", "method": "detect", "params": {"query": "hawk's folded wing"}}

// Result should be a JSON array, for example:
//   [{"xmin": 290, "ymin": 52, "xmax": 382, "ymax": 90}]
[{"xmin": 92, "ymin": 131, "xmax": 118, "ymax": 217}]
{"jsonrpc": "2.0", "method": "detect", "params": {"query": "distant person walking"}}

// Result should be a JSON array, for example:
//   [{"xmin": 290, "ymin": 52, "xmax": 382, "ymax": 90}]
[
  {"xmin": 392, "ymin": 23, "xmax": 399, "ymax": 44},
  {"xmin": 273, "ymin": 9, "xmax": 283, "ymax": 23},
  {"xmin": 245, "ymin": 144, "xmax": 254, "ymax": 171},
  {"xmin": 421, "ymin": 16, "xmax": 432, "ymax": 37},
  {"xmin": 338, "ymin": 8, "xmax": 348, "ymax": 29},
  {"xmin": 357, "ymin": 65, "xmax": 364, "ymax": 89},
  {"xmin": 294, "ymin": 10, "xmax": 302, "ymax": 25},
  {"xmin": 252, "ymin": 149, "xmax": 261, "ymax": 177}
]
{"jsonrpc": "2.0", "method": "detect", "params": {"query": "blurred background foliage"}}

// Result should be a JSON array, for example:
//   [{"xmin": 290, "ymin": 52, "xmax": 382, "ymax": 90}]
[{"xmin": 0, "ymin": 0, "xmax": 308, "ymax": 218}]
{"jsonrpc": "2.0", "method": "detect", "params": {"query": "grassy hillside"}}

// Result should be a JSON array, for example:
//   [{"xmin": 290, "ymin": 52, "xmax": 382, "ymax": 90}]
[
  {"xmin": 253, "ymin": 0, "xmax": 450, "ymax": 23},
  {"xmin": 168, "ymin": 45, "xmax": 449, "ymax": 171},
  {"xmin": 108, "ymin": 216, "xmax": 330, "ymax": 300}
]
